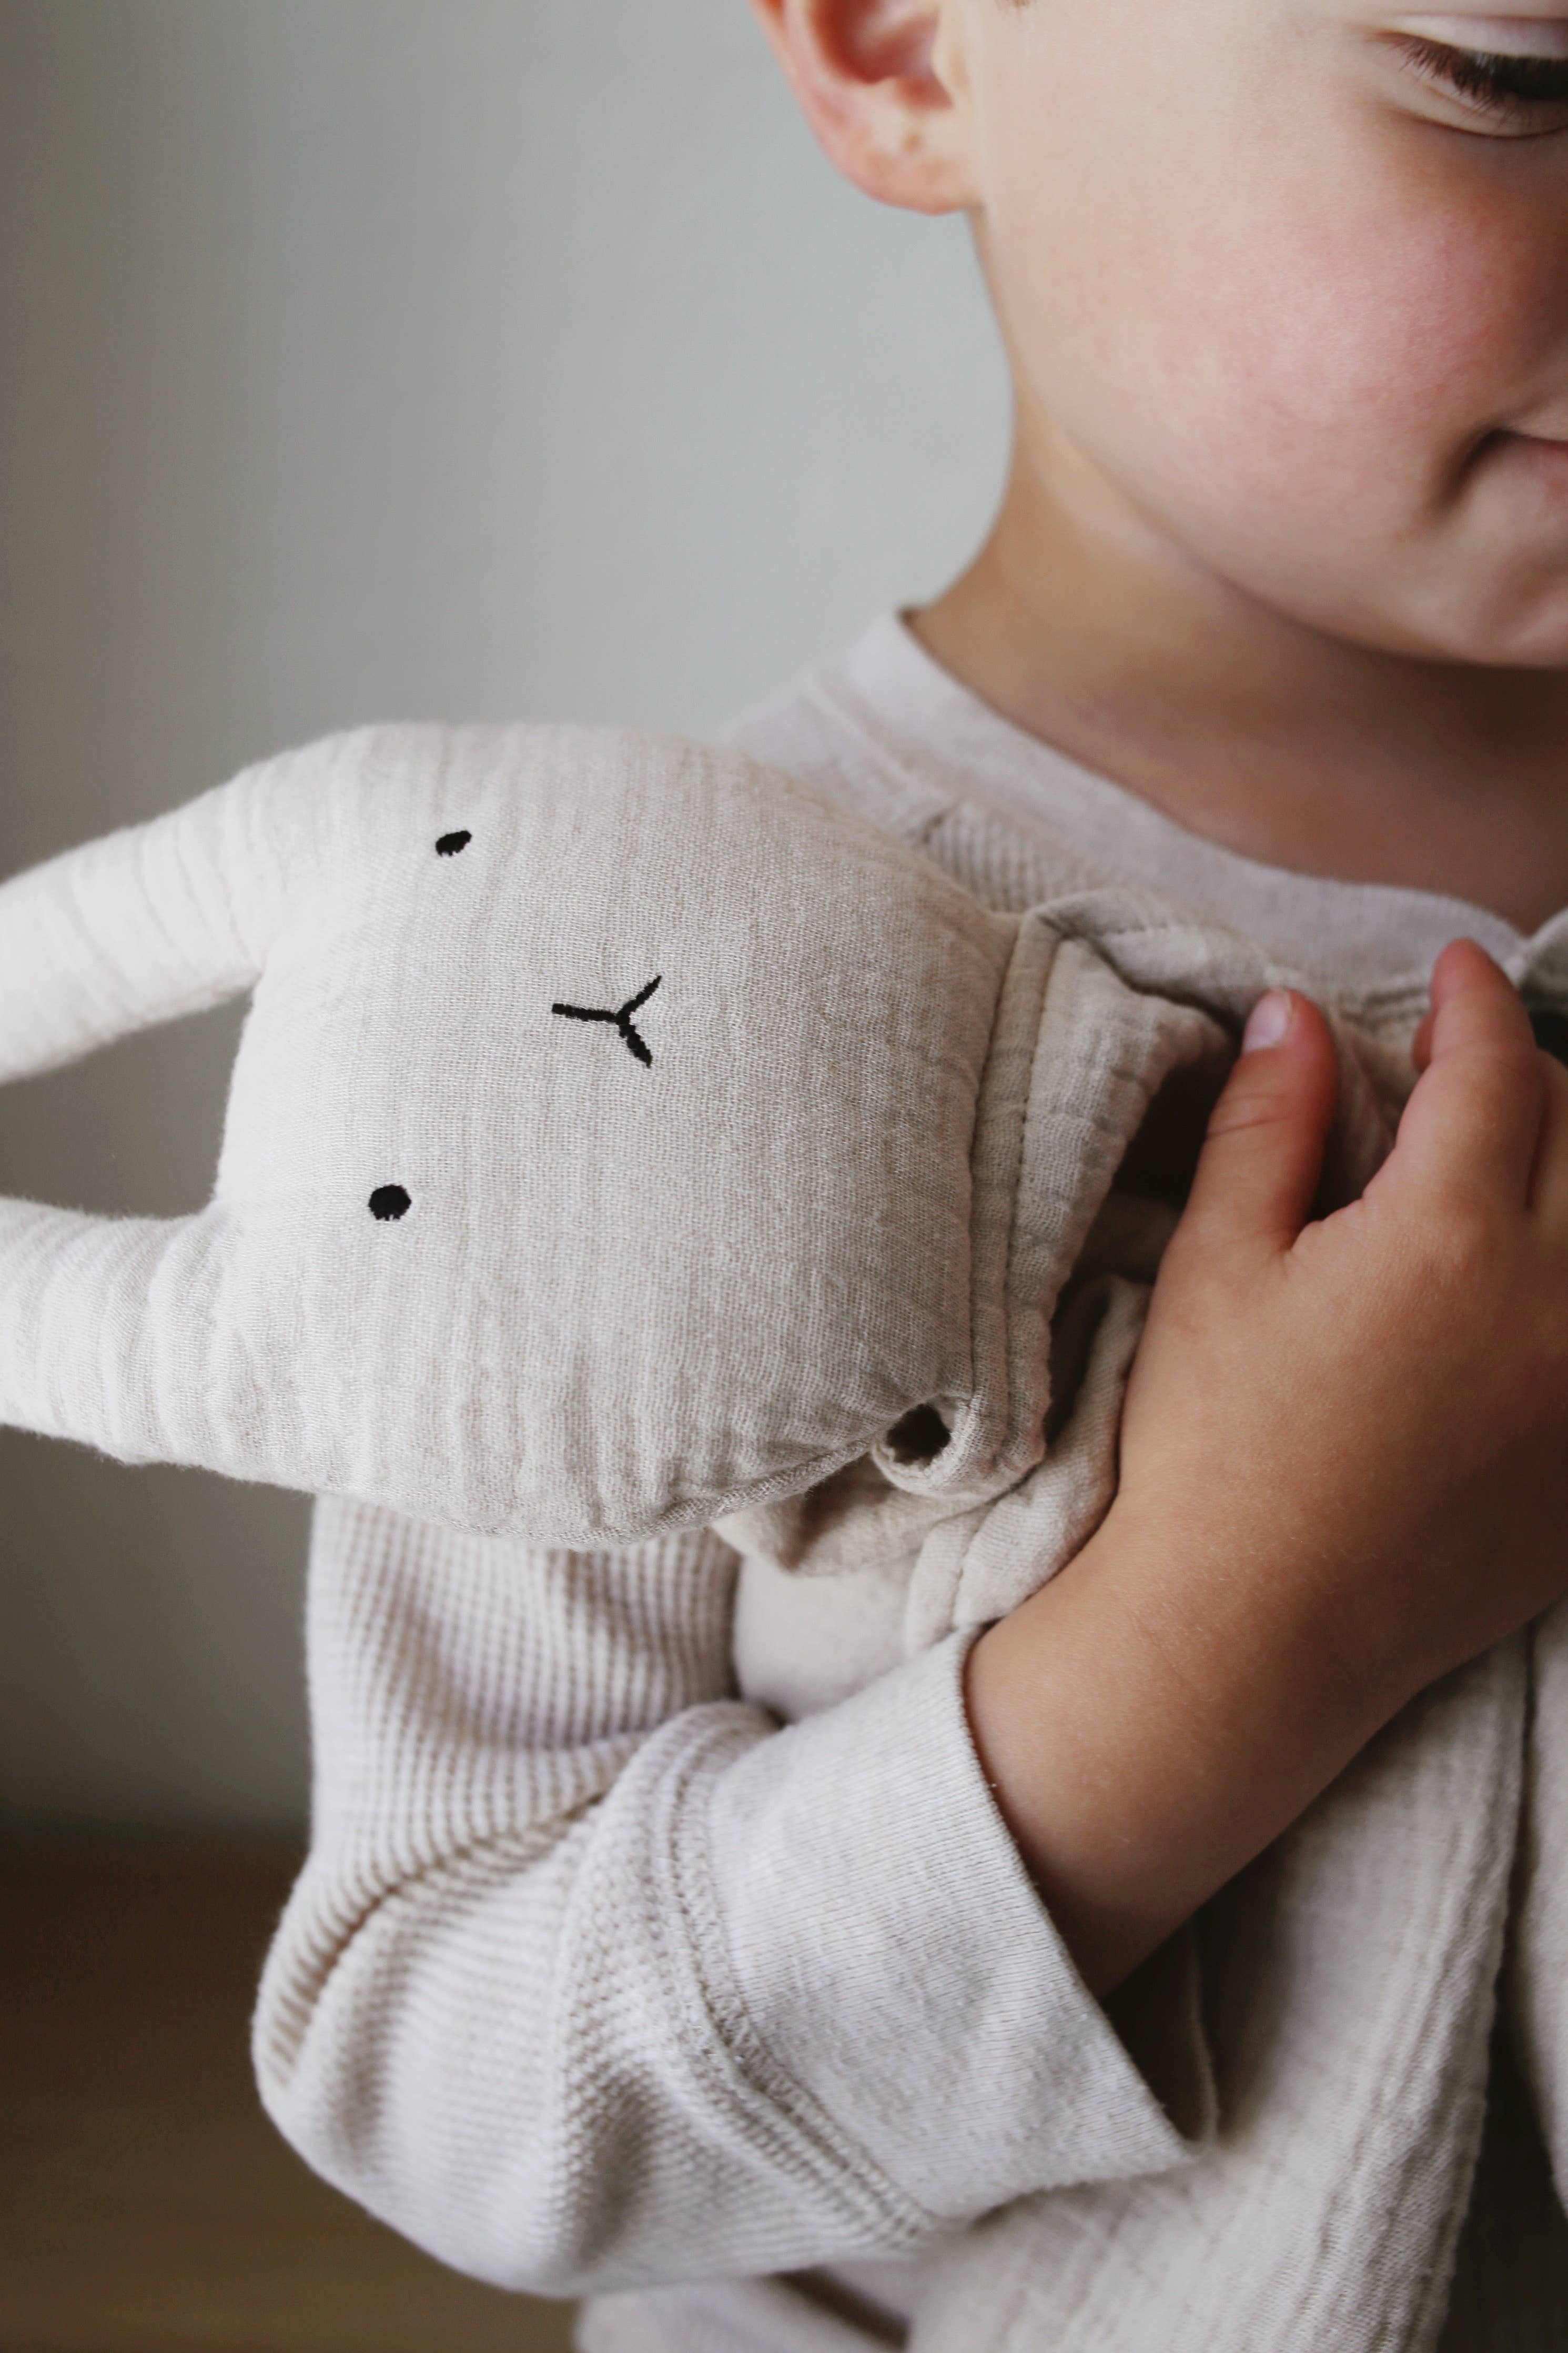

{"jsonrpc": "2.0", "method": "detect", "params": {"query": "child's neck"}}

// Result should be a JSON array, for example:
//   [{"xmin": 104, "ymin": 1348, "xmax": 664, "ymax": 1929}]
[{"xmin": 913, "ymin": 424, "xmax": 1568, "ymax": 936}]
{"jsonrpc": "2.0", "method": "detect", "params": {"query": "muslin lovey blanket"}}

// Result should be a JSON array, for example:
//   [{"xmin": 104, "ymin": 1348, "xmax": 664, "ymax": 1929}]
[{"xmin": 0, "ymin": 722, "xmax": 1563, "ymax": 2350}]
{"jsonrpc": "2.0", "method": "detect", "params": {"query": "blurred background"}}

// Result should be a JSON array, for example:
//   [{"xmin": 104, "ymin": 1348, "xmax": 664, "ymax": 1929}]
[{"xmin": 0, "ymin": 0, "xmax": 1008, "ymax": 1839}]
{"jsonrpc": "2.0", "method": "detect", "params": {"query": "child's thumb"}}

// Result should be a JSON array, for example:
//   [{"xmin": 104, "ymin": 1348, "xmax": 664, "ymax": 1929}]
[{"xmin": 1174, "ymin": 991, "xmax": 1340, "ymax": 1261}]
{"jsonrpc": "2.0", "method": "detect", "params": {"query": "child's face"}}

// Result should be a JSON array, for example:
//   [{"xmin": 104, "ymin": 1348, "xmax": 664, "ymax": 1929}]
[{"xmin": 951, "ymin": 1, "xmax": 1568, "ymax": 666}]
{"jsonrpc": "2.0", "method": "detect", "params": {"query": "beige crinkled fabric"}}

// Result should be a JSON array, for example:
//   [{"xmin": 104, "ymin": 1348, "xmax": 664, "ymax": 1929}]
[{"xmin": 723, "ymin": 883, "xmax": 1396, "ymax": 1626}]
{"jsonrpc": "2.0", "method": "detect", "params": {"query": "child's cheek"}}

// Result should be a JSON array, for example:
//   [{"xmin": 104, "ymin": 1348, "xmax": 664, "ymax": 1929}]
[
  {"xmin": 1184, "ymin": 169, "xmax": 1563, "ymax": 517},
  {"xmin": 1007, "ymin": 122, "xmax": 1560, "ymax": 549}
]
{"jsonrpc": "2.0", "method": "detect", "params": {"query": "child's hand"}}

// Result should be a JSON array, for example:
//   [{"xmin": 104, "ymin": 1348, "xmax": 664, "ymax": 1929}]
[
  {"xmin": 965, "ymin": 940, "xmax": 1568, "ymax": 1994},
  {"xmin": 1124, "ymin": 938, "xmax": 1568, "ymax": 1700}
]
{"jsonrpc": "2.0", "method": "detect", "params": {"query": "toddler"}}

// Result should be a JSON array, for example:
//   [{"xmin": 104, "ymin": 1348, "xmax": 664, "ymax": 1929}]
[{"xmin": 252, "ymin": 4, "xmax": 1568, "ymax": 2348}]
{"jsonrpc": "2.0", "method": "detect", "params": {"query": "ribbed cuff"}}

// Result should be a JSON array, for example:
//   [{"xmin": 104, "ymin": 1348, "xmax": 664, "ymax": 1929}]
[{"xmin": 700, "ymin": 1631, "xmax": 1205, "ymax": 2222}]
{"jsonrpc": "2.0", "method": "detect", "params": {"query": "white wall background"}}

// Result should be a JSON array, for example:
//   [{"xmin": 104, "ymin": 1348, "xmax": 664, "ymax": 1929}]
[{"xmin": 0, "ymin": 0, "xmax": 1009, "ymax": 1829}]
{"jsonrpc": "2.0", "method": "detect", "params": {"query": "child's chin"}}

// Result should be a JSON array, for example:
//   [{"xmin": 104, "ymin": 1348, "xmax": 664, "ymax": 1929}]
[
  {"xmin": 1315, "ymin": 569, "xmax": 1568, "ymax": 674},
  {"xmin": 1447, "ymin": 589, "xmax": 1568, "ymax": 675}
]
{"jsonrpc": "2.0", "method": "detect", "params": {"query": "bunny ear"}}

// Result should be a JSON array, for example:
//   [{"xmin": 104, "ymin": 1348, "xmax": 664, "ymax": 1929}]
[
  {"xmin": 0, "ymin": 1194, "xmax": 320, "ymax": 1491},
  {"xmin": 0, "ymin": 1198, "xmax": 228, "ymax": 1469},
  {"xmin": 0, "ymin": 743, "xmax": 341, "ymax": 1086}
]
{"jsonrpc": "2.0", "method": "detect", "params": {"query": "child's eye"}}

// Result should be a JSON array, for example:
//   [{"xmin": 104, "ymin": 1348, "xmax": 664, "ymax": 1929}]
[{"xmin": 1397, "ymin": 34, "xmax": 1568, "ymax": 124}]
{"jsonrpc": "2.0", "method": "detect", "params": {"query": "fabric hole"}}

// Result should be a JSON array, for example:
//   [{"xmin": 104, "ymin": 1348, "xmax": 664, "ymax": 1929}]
[
  {"xmin": 369, "ymin": 1185, "xmax": 412, "ymax": 1222},
  {"xmin": 884, "ymin": 1403, "xmax": 950, "ymax": 1466}
]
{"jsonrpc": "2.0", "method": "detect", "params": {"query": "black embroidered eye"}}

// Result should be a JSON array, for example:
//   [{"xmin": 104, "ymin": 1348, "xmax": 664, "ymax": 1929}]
[
  {"xmin": 369, "ymin": 1185, "xmax": 412, "ymax": 1222},
  {"xmin": 436, "ymin": 830, "xmax": 471, "ymax": 857}
]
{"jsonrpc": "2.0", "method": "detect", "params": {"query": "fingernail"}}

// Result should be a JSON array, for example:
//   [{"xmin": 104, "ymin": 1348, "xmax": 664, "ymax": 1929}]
[{"xmin": 1242, "ymin": 992, "xmax": 1291, "ymax": 1053}]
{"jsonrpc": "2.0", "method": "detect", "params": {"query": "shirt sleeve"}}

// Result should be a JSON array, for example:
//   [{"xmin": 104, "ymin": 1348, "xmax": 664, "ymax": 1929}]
[{"xmin": 252, "ymin": 1495, "xmax": 1201, "ymax": 2298}]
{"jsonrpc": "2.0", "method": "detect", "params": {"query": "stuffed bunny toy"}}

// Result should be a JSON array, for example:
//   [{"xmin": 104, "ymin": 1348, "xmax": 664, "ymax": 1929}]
[{"xmin": 0, "ymin": 722, "xmax": 1392, "ymax": 1566}]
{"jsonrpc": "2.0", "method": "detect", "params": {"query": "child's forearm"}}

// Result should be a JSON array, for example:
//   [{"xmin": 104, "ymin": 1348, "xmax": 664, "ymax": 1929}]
[
  {"xmin": 965, "ymin": 1502, "xmax": 1393, "ymax": 1996},
  {"xmin": 969, "ymin": 948, "xmax": 1568, "ymax": 1996}
]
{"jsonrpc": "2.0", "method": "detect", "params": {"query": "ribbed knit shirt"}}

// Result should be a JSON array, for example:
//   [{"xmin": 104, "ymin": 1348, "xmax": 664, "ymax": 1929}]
[{"xmin": 254, "ymin": 614, "xmax": 1568, "ymax": 2352}]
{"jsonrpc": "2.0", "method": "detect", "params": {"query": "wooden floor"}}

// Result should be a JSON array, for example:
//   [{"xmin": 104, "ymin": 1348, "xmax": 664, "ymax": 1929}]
[{"xmin": 0, "ymin": 1839, "xmax": 579, "ymax": 2353}]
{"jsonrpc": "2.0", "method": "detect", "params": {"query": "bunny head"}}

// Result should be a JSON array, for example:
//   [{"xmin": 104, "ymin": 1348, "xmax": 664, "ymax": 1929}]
[
  {"xmin": 0, "ymin": 724, "xmax": 1273, "ymax": 1547},
  {"xmin": 0, "ymin": 725, "xmax": 1038, "ymax": 1543}
]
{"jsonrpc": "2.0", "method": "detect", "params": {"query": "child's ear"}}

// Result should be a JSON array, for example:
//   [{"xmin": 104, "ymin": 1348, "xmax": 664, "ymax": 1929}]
[{"xmin": 747, "ymin": 0, "xmax": 979, "ymax": 215}]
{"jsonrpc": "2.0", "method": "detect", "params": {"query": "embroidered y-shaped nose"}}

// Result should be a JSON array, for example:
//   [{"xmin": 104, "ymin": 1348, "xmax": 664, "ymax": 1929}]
[{"xmin": 551, "ymin": 975, "xmax": 661, "ymax": 1068}]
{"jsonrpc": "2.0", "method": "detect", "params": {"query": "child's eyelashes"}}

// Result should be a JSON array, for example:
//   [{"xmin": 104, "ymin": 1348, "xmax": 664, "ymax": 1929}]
[
  {"xmin": 1383, "ymin": 17, "xmax": 1568, "ymax": 128},
  {"xmin": 1402, "ymin": 34, "xmax": 1568, "ymax": 108}
]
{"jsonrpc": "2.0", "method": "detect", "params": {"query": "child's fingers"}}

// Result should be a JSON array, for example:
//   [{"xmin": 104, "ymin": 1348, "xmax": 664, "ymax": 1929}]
[
  {"xmin": 1393, "ymin": 941, "xmax": 1544, "ymax": 1211},
  {"xmin": 1169, "ymin": 989, "xmax": 1339, "ymax": 1265}
]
